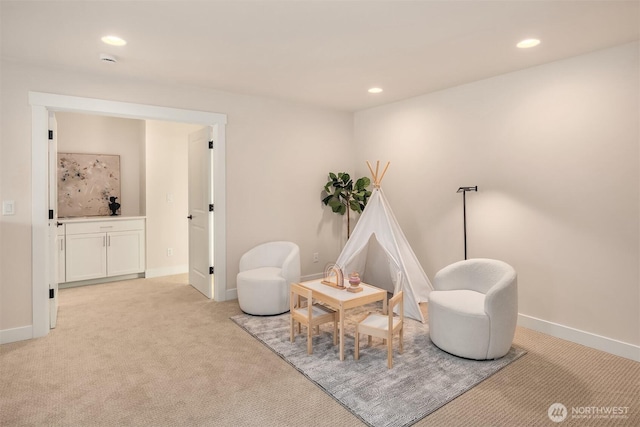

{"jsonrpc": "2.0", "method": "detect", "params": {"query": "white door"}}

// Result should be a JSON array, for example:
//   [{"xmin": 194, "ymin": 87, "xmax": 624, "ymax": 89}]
[
  {"xmin": 48, "ymin": 112, "xmax": 59, "ymax": 328},
  {"xmin": 188, "ymin": 127, "xmax": 214, "ymax": 298}
]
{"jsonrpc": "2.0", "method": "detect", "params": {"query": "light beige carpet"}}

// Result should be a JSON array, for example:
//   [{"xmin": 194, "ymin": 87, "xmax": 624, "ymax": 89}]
[{"xmin": 1, "ymin": 275, "xmax": 638, "ymax": 426}]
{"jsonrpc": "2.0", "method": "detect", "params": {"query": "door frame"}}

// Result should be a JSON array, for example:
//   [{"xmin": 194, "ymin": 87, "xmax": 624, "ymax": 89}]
[
  {"xmin": 48, "ymin": 111, "xmax": 59, "ymax": 328},
  {"xmin": 29, "ymin": 91, "xmax": 227, "ymax": 338}
]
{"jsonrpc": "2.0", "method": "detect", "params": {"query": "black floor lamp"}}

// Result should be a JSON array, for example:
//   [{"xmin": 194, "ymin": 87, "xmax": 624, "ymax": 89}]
[{"xmin": 457, "ymin": 186, "xmax": 478, "ymax": 260}]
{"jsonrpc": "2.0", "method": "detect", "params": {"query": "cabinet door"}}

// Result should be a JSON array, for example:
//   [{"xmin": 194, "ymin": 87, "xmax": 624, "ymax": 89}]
[
  {"xmin": 57, "ymin": 235, "xmax": 66, "ymax": 283},
  {"xmin": 65, "ymin": 232, "xmax": 107, "ymax": 282},
  {"xmin": 107, "ymin": 230, "xmax": 145, "ymax": 277}
]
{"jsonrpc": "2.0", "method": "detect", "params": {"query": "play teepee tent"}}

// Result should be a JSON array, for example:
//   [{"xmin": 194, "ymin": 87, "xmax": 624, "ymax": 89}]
[{"xmin": 335, "ymin": 161, "xmax": 433, "ymax": 323}]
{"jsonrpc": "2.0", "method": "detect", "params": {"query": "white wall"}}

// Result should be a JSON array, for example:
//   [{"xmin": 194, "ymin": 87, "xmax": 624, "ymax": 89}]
[
  {"xmin": 56, "ymin": 112, "xmax": 145, "ymax": 217},
  {"xmin": 354, "ymin": 43, "xmax": 639, "ymax": 349},
  {"xmin": 3, "ymin": 40, "xmax": 635, "ymax": 359},
  {"xmin": 0, "ymin": 60, "xmax": 353, "ymax": 332},
  {"xmin": 144, "ymin": 120, "xmax": 201, "ymax": 277}
]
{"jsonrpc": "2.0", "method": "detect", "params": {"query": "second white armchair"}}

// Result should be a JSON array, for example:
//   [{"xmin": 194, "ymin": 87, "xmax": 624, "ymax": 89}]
[
  {"xmin": 236, "ymin": 241, "xmax": 301, "ymax": 315},
  {"xmin": 428, "ymin": 258, "xmax": 517, "ymax": 360}
]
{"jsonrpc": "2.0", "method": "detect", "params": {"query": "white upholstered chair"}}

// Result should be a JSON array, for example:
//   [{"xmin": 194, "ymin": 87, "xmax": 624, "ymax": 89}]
[
  {"xmin": 428, "ymin": 258, "xmax": 517, "ymax": 360},
  {"xmin": 236, "ymin": 241, "xmax": 300, "ymax": 315}
]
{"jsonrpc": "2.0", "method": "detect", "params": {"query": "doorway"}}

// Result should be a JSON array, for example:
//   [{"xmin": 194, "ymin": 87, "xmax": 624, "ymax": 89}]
[{"xmin": 30, "ymin": 92, "xmax": 228, "ymax": 338}]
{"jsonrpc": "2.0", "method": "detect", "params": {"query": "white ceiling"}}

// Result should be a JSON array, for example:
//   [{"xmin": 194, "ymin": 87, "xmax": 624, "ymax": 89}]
[{"xmin": 1, "ymin": 1, "xmax": 639, "ymax": 112}]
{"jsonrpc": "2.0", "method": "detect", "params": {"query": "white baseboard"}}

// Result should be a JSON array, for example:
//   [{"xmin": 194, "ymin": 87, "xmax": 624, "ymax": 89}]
[
  {"xmin": 225, "ymin": 288, "xmax": 237, "ymax": 301},
  {"xmin": 59, "ymin": 273, "xmax": 143, "ymax": 289},
  {"xmin": 145, "ymin": 265, "xmax": 188, "ymax": 279},
  {"xmin": 0, "ymin": 325, "xmax": 33, "ymax": 344},
  {"xmin": 301, "ymin": 273, "xmax": 324, "ymax": 281},
  {"xmin": 518, "ymin": 314, "xmax": 640, "ymax": 362}
]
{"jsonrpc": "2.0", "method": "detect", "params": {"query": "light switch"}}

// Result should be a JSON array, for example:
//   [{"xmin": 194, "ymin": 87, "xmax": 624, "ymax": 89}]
[
  {"xmin": 2, "ymin": 200, "xmax": 15, "ymax": 215},
  {"xmin": 166, "ymin": 193, "xmax": 174, "ymax": 203}
]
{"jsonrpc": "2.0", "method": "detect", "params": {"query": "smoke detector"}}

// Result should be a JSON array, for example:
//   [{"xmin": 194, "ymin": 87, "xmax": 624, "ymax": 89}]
[{"xmin": 99, "ymin": 53, "xmax": 117, "ymax": 63}]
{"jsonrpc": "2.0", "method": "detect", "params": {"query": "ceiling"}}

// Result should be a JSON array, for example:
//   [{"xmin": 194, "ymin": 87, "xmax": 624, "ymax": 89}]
[{"xmin": 1, "ymin": 1, "xmax": 639, "ymax": 112}]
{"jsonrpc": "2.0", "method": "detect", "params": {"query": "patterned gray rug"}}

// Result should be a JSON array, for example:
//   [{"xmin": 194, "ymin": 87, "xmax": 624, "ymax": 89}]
[{"xmin": 231, "ymin": 303, "xmax": 526, "ymax": 427}]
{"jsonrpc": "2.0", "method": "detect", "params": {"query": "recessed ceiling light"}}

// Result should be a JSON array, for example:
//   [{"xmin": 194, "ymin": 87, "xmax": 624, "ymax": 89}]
[
  {"xmin": 517, "ymin": 38, "xmax": 541, "ymax": 49},
  {"xmin": 368, "ymin": 87, "xmax": 383, "ymax": 94},
  {"xmin": 101, "ymin": 35, "xmax": 127, "ymax": 46}
]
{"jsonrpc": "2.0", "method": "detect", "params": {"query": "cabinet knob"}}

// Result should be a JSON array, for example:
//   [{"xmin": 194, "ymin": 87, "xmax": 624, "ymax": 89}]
[{"xmin": 187, "ymin": 215, "xmax": 193, "ymax": 220}]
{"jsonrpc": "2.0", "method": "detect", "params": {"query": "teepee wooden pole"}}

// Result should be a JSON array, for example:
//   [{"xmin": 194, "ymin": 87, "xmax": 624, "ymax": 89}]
[
  {"xmin": 366, "ymin": 161, "xmax": 377, "ymax": 183},
  {"xmin": 378, "ymin": 162, "xmax": 391, "ymax": 185},
  {"xmin": 366, "ymin": 160, "xmax": 391, "ymax": 187}
]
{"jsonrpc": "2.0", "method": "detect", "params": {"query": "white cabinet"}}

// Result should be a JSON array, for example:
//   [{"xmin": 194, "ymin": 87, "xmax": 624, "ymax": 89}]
[
  {"xmin": 106, "ymin": 229, "xmax": 145, "ymax": 276},
  {"xmin": 63, "ymin": 218, "xmax": 145, "ymax": 283},
  {"xmin": 65, "ymin": 232, "xmax": 107, "ymax": 281},
  {"xmin": 56, "ymin": 224, "xmax": 66, "ymax": 284}
]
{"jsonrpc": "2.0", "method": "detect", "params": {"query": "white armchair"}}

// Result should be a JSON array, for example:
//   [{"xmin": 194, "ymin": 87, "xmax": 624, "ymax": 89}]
[
  {"xmin": 236, "ymin": 241, "xmax": 301, "ymax": 315},
  {"xmin": 428, "ymin": 258, "xmax": 517, "ymax": 360}
]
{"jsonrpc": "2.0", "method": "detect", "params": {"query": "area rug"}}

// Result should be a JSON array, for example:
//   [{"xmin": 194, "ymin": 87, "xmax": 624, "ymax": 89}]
[{"xmin": 231, "ymin": 304, "xmax": 526, "ymax": 427}]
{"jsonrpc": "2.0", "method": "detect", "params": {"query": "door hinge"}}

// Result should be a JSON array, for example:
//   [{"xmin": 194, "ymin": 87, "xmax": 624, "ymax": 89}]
[
  {"xmin": 49, "ymin": 209, "xmax": 54, "ymax": 220},
  {"xmin": 209, "ymin": 204, "xmax": 214, "ymax": 212},
  {"xmin": 48, "ymin": 130, "xmax": 53, "ymax": 140},
  {"xmin": 209, "ymin": 266, "xmax": 214, "ymax": 275},
  {"xmin": 209, "ymin": 140, "xmax": 214, "ymax": 149},
  {"xmin": 49, "ymin": 288, "xmax": 55, "ymax": 299}
]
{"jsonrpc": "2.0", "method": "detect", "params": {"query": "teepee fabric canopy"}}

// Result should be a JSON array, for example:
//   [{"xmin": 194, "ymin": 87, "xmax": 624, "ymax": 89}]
[{"xmin": 335, "ymin": 162, "xmax": 433, "ymax": 323}]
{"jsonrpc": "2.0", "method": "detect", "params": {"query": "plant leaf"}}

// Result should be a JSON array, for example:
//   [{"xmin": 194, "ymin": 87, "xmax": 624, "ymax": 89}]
[
  {"xmin": 355, "ymin": 177, "xmax": 370, "ymax": 190},
  {"xmin": 349, "ymin": 199, "xmax": 362, "ymax": 213},
  {"xmin": 323, "ymin": 171, "xmax": 371, "ymax": 217},
  {"xmin": 327, "ymin": 196, "xmax": 346, "ymax": 214}
]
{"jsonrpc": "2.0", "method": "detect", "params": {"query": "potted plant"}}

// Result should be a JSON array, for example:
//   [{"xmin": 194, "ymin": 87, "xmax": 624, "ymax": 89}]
[{"xmin": 322, "ymin": 172, "xmax": 371, "ymax": 238}]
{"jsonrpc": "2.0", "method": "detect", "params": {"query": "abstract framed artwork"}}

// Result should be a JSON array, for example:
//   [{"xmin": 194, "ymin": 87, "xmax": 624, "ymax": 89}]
[{"xmin": 58, "ymin": 153, "xmax": 121, "ymax": 217}]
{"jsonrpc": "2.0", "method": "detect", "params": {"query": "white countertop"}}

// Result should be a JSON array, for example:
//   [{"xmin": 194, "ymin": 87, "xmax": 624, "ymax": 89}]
[{"xmin": 58, "ymin": 216, "xmax": 146, "ymax": 223}]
